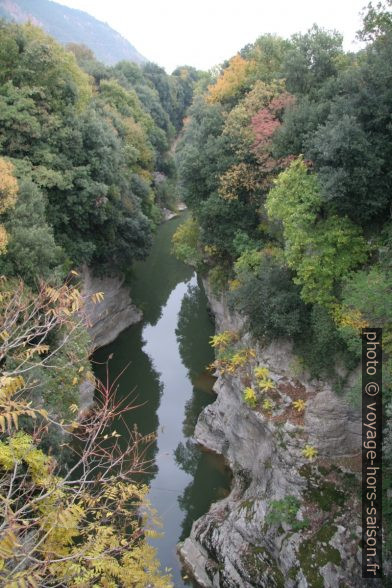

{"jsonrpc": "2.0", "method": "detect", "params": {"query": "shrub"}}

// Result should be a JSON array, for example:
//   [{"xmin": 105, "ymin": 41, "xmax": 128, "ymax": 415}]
[
  {"xmin": 266, "ymin": 496, "xmax": 309, "ymax": 531},
  {"xmin": 229, "ymin": 254, "xmax": 307, "ymax": 340}
]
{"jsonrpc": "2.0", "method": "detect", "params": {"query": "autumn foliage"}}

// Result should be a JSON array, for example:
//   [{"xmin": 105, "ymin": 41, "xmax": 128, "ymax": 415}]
[
  {"xmin": 207, "ymin": 54, "xmax": 256, "ymax": 104},
  {"xmin": 0, "ymin": 278, "xmax": 172, "ymax": 587}
]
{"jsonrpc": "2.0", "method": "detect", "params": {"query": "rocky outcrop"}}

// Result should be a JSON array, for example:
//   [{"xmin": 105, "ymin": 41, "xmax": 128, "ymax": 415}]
[
  {"xmin": 162, "ymin": 208, "xmax": 178, "ymax": 221},
  {"xmin": 161, "ymin": 202, "xmax": 187, "ymax": 222},
  {"xmin": 81, "ymin": 265, "xmax": 142, "ymax": 350},
  {"xmin": 179, "ymin": 282, "xmax": 363, "ymax": 587}
]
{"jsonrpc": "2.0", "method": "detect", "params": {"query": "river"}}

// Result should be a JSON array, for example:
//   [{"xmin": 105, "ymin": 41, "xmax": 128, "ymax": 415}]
[{"xmin": 93, "ymin": 213, "xmax": 231, "ymax": 587}]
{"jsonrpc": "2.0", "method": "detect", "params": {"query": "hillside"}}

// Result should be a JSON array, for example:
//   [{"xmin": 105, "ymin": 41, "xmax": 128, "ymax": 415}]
[{"xmin": 0, "ymin": 0, "xmax": 147, "ymax": 65}]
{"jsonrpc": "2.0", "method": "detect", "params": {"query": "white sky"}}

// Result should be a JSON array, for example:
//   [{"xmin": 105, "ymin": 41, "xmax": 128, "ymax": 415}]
[{"xmin": 56, "ymin": 0, "xmax": 368, "ymax": 73}]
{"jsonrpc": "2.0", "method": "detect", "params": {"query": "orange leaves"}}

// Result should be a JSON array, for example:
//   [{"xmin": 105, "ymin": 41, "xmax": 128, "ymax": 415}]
[{"xmin": 207, "ymin": 55, "xmax": 256, "ymax": 104}]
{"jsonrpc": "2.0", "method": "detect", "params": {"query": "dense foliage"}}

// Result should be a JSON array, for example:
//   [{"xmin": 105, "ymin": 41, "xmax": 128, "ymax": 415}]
[
  {"xmin": 0, "ymin": 20, "xmax": 200, "ymax": 587},
  {"xmin": 0, "ymin": 21, "xmax": 199, "ymax": 281},
  {"xmin": 0, "ymin": 278, "xmax": 171, "ymax": 587},
  {"xmin": 174, "ymin": 2, "xmax": 392, "ymax": 566}
]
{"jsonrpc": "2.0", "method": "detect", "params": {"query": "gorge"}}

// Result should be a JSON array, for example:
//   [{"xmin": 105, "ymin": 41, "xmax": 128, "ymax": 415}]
[{"xmin": 0, "ymin": 2, "xmax": 391, "ymax": 586}]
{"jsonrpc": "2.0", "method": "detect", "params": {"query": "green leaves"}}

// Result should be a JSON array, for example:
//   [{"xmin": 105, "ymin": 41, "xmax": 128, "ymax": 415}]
[
  {"xmin": 266, "ymin": 158, "xmax": 368, "ymax": 306},
  {"xmin": 266, "ymin": 495, "xmax": 309, "ymax": 531}
]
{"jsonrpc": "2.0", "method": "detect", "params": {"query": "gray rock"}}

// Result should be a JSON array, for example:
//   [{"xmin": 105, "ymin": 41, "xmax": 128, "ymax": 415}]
[
  {"xmin": 78, "ymin": 377, "xmax": 95, "ymax": 416},
  {"xmin": 81, "ymin": 265, "xmax": 142, "ymax": 350},
  {"xmin": 179, "ymin": 283, "xmax": 364, "ymax": 587},
  {"xmin": 162, "ymin": 208, "xmax": 178, "ymax": 221}
]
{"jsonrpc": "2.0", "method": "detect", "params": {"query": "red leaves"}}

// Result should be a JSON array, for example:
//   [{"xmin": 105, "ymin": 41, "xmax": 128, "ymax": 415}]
[
  {"xmin": 251, "ymin": 92, "xmax": 295, "ymax": 154},
  {"xmin": 250, "ymin": 92, "xmax": 295, "ymax": 180}
]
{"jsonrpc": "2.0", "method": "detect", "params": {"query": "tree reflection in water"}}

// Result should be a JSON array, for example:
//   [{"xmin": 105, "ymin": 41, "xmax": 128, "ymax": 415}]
[{"xmin": 175, "ymin": 281, "xmax": 231, "ymax": 541}]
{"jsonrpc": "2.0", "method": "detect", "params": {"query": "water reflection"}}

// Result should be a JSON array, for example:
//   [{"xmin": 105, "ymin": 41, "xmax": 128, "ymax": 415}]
[
  {"xmin": 93, "ymin": 322, "xmax": 162, "ymax": 487},
  {"xmin": 177, "ymin": 450, "xmax": 231, "ymax": 542},
  {"xmin": 128, "ymin": 214, "xmax": 193, "ymax": 326},
  {"xmin": 93, "ymin": 216, "xmax": 231, "ymax": 587}
]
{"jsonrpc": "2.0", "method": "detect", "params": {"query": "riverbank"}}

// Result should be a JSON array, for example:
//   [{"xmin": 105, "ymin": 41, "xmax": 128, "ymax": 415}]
[
  {"xmin": 179, "ymin": 281, "xmax": 363, "ymax": 587},
  {"xmin": 92, "ymin": 214, "xmax": 231, "ymax": 587}
]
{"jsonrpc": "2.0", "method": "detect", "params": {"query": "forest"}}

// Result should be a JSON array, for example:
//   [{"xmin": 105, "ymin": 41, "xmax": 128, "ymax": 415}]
[
  {"xmin": 173, "ymin": 0, "xmax": 392, "ymax": 575},
  {"xmin": 0, "ymin": 19, "xmax": 200, "ymax": 586},
  {"xmin": 0, "ymin": 0, "xmax": 391, "ymax": 585}
]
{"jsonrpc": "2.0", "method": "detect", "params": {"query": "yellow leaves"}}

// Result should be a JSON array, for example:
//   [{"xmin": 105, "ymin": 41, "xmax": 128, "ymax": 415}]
[
  {"xmin": 0, "ymin": 329, "xmax": 10, "ymax": 342},
  {"xmin": 0, "ymin": 530, "xmax": 21, "ymax": 559},
  {"xmin": 259, "ymin": 378, "xmax": 275, "ymax": 392},
  {"xmin": 86, "ymin": 371, "xmax": 96, "ymax": 384},
  {"xmin": 302, "ymin": 445, "xmax": 318, "ymax": 460},
  {"xmin": 0, "ymin": 411, "xmax": 18, "ymax": 432},
  {"xmin": 0, "ymin": 225, "xmax": 8, "ymax": 255},
  {"xmin": 243, "ymin": 386, "xmax": 257, "ymax": 408},
  {"xmin": 332, "ymin": 303, "xmax": 368, "ymax": 332},
  {"xmin": 254, "ymin": 366, "xmax": 270, "ymax": 381},
  {"xmin": 228, "ymin": 278, "xmax": 241, "ymax": 291},
  {"xmin": 209, "ymin": 330, "xmax": 237, "ymax": 349},
  {"xmin": 144, "ymin": 528, "xmax": 162, "ymax": 539},
  {"xmin": 56, "ymin": 504, "xmax": 85, "ymax": 530},
  {"xmin": 293, "ymin": 399, "xmax": 306, "ymax": 412},
  {"xmin": 4, "ymin": 569, "xmax": 42, "ymax": 588},
  {"xmin": 44, "ymin": 285, "xmax": 61, "ymax": 304},
  {"xmin": 218, "ymin": 162, "xmax": 260, "ymax": 201},
  {"xmin": 0, "ymin": 375, "xmax": 48, "ymax": 433},
  {"xmin": 0, "ymin": 158, "xmax": 18, "ymax": 214},
  {"xmin": 44, "ymin": 283, "xmax": 83, "ymax": 316},
  {"xmin": 0, "ymin": 375, "xmax": 25, "ymax": 399},
  {"xmin": 91, "ymin": 291, "xmax": 104, "ymax": 304},
  {"xmin": 207, "ymin": 55, "xmax": 256, "ymax": 104},
  {"xmin": 171, "ymin": 217, "xmax": 201, "ymax": 266},
  {"xmin": 203, "ymin": 244, "xmax": 219, "ymax": 257},
  {"xmin": 0, "ymin": 433, "xmax": 54, "ymax": 488},
  {"xmin": 262, "ymin": 398, "xmax": 274, "ymax": 412},
  {"xmin": 227, "ymin": 350, "xmax": 248, "ymax": 372},
  {"xmin": 23, "ymin": 344, "xmax": 50, "ymax": 360},
  {"xmin": 0, "ymin": 281, "xmax": 173, "ymax": 587},
  {"xmin": 210, "ymin": 345, "xmax": 255, "ymax": 376}
]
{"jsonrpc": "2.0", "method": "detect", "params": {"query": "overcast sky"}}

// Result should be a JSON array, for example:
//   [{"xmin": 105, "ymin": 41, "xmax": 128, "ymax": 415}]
[{"xmin": 57, "ymin": 0, "xmax": 368, "ymax": 73}]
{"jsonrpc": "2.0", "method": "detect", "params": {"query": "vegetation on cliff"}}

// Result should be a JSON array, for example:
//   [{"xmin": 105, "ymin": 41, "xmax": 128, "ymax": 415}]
[
  {"xmin": 174, "ymin": 0, "xmax": 392, "ymax": 567},
  {"xmin": 0, "ymin": 19, "xmax": 203, "ymax": 586}
]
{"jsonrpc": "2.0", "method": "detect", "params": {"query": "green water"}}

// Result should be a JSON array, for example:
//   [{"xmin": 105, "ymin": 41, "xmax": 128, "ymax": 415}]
[{"xmin": 93, "ymin": 214, "xmax": 231, "ymax": 587}]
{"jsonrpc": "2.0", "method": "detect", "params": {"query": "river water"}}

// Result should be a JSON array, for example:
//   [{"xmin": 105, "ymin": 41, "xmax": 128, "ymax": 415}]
[{"xmin": 93, "ymin": 214, "xmax": 231, "ymax": 587}]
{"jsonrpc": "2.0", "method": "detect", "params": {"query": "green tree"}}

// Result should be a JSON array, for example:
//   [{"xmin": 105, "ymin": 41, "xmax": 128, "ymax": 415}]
[
  {"xmin": 229, "ymin": 253, "xmax": 307, "ymax": 339},
  {"xmin": 282, "ymin": 25, "xmax": 345, "ymax": 96},
  {"xmin": 0, "ymin": 180, "xmax": 65, "ymax": 285},
  {"xmin": 266, "ymin": 158, "xmax": 368, "ymax": 305}
]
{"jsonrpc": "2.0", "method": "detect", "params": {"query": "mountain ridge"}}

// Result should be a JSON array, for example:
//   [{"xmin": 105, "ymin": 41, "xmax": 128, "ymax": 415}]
[{"xmin": 0, "ymin": 0, "xmax": 147, "ymax": 65}]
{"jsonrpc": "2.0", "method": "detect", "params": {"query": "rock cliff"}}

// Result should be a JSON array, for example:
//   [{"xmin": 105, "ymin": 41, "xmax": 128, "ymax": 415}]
[
  {"xmin": 81, "ymin": 265, "xmax": 142, "ymax": 351},
  {"xmin": 179, "ymin": 282, "xmax": 364, "ymax": 587}
]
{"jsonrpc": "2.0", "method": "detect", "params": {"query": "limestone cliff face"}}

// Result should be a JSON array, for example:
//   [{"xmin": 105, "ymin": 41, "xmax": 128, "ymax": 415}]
[
  {"xmin": 179, "ymin": 281, "xmax": 363, "ymax": 587},
  {"xmin": 81, "ymin": 265, "xmax": 142, "ymax": 351}
]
